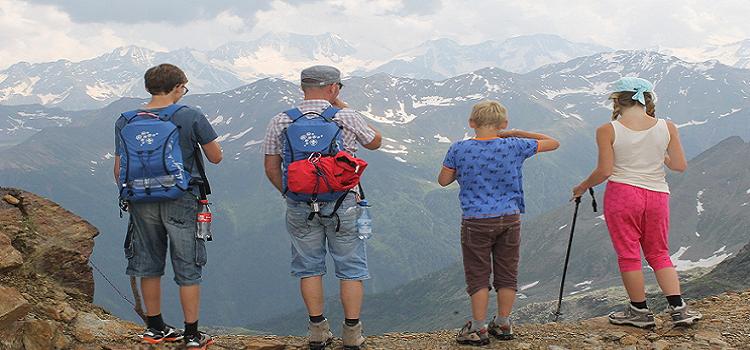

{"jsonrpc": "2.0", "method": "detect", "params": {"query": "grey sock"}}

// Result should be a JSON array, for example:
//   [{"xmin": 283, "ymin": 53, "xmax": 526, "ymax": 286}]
[
  {"xmin": 471, "ymin": 319, "xmax": 485, "ymax": 331},
  {"xmin": 496, "ymin": 316, "xmax": 510, "ymax": 326}
]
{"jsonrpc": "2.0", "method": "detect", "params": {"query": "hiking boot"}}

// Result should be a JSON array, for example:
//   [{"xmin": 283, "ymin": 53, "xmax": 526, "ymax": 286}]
[
  {"xmin": 342, "ymin": 321, "xmax": 366, "ymax": 350},
  {"xmin": 669, "ymin": 302, "xmax": 702, "ymax": 326},
  {"xmin": 487, "ymin": 316, "xmax": 514, "ymax": 340},
  {"xmin": 139, "ymin": 324, "xmax": 184, "ymax": 344},
  {"xmin": 184, "ymin": 331, "xmax": 213, "ymax": 350},
  {"xmin": 456, "ymin": 321, "xmax": 490, "ymax": 346},
  {"xmin": 608, "ymin": 304, "xmax": 655, "ymax": 328},
  {"xmin": 308, "ymin": 318, "xmax": 334, "ymax": 350}
]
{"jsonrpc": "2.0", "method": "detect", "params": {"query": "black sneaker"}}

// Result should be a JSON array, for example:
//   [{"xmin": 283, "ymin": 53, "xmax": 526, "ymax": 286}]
[
  {"xmin": 139, "ymin": 324, "xmax": 184, "ymax": 344},
  {"xmin": 185, "ymin": 331, "xmax": 214, "ymax": 350}
]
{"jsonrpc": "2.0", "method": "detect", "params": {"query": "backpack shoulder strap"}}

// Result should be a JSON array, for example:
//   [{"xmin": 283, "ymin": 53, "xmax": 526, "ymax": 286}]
[
  {"xmin": 159, "ymin": 104, "xmax": 186, "ymax": 120},
  {"xmin": 284, "ymin": 108, "xmax": 304, "ymax": 122},
  {"xmin": 122, "ymin": 110, "xmax": 140, "ymax": 122},
  {"xmin": 320, "ymin": 106, "xmax": 340, "ymax": 122}
]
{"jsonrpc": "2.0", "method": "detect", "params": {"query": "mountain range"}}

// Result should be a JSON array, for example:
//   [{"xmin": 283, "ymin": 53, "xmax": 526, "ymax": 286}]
[
  {"xmin": 0, "ymin": 33, "xmax": 642, "ymax": 110},
  {"xmin": 0, "ymin": 48, "xmax": 748, "ymax": 330}
]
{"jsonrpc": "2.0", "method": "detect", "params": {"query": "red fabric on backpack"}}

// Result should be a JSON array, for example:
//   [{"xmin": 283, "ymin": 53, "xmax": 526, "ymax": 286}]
[{"xmin": 287, "ymin": 151, "xmax": 368, "ymax": 195}]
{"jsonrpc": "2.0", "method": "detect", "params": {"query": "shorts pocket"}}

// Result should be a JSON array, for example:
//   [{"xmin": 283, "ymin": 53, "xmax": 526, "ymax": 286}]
[
  {"xmin": 195, "ymin": 238, "xmax": 207, "ymax": 266},
  {"xmin": 124, "ymin": 220, "xmax": 135, "ymax": 259},
  {"xmin": 336, "ymin": 204, "xmax": 359, "ymax": 237},
  {"xmin": 286, "ymin": 207, "xmax": 312, "ymax": 238}
]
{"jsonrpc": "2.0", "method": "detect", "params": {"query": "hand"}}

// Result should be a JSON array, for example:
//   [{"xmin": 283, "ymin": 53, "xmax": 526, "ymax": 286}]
[
  {"xmin": 333, "ymin": 98, "xmax": 349, "ymax": 109},
  {"xmin": 497, "ymin": 129, "xmax": 516, "ymax": 138},
  {"xmin": 571, "ymin": 184, "xmax": 587, "ymax": 201}
]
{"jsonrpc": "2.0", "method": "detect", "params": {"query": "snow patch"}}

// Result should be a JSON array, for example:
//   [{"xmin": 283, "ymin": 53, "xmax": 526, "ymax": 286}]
[
  {"xmin": 696, "ymin": 190, "xmax": 705, "ymax": 215},
  {"xmin": 243, "ymin": 140, "xmax": 263, "ymax": 147},
  {"xmin": 519, "ymin": 281, "xmax": 539, "ymax": 291},
  {"xmin": 558, "ymin": 224, "xmax": 568, "ymax": 231},
  {"xmin": 210, "ymin": 115, "xmax": 225, "ymax": 125},
  {"xmin": 434, "ymin": 134, "xmax": 451, "ymax": 143},
  {"xmin": 412, "ymin": 95, "xmax": 455, "ymax": 108},
  {"xmin": 102, "ymin": 153, "xmax": 114, "ymax": 160},
  {"xmin": 214, "ymin": 133, "xmax": 231, "ymax": 142},
  {"xmin": 229, "ymin": 127, "xmax": 254, "ymax": 141},
  {"xmin": 675, "ymin": 120, "xmax": 709, "ymax": 128},
  {"xmin": 671, "ymin": 246, "xmax": 732, "ymax": 272},
  {"xmin": 394, "ymin": 157, "xmax": 407, "ymax": 163}
]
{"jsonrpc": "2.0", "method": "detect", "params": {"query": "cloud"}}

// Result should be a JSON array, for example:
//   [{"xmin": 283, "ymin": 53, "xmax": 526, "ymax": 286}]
[
  {"xmin": 2, "ymin": 0, "xmax": 750, "ymax": 70},
  {"xmin": 23, "ymin": 0, "xmax": 276, "ymax": 25}
]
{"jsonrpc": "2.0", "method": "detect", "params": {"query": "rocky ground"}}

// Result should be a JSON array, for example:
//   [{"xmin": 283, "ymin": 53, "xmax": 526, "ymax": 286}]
[{"xmin": 1, "ymin": 187, "xmax": 748, "ymax": 350}]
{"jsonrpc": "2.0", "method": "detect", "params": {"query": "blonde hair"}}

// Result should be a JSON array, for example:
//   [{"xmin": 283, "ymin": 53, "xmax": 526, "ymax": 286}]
[
  {"xmin": 470, "ymin": 100, "xmax": 507, "ymax": 128},
  {"xmin": 610, "ymin": 91, "xmax": 656, "ymax": 120}
]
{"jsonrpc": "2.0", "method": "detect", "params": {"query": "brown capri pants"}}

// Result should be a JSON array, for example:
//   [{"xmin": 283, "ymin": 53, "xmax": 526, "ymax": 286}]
[{"xmin": 461, "ymin": 214, "xmax": 521, "ymax": 296}]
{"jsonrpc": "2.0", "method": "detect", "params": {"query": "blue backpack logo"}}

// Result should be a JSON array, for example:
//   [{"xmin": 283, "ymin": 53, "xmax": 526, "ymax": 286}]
[
  {"xmin": 282, "ymin": 106, "xmax": 346, "ymax": 202},
  {"xmin": 117, "ymin": 104, "xmax": 191, "ymax": 202}
]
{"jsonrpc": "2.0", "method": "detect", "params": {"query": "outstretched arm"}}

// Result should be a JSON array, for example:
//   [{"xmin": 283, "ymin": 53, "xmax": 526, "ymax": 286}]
[
  {"xmin": 572, "ymin": 124, "xmax": 614, "ymax": 198},
  {"xmin": 500, "ymin": 129, "xmax": 560, "ymax": 152}
]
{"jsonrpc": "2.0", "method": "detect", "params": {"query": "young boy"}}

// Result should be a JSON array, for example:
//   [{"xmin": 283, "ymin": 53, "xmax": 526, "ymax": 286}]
[
  {"xmin": 438, "ymin": 100, "xmax": 559, "ymax": 345},
  {"xmin": 114, "ymin": 64, "xmax": 223, "ymax": 350}
]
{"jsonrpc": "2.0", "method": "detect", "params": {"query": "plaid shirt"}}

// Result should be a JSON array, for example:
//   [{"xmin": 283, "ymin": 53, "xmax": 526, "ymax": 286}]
[{"xmin": 262, "ymin": 99, "xmax": 376, "ymax": 156}]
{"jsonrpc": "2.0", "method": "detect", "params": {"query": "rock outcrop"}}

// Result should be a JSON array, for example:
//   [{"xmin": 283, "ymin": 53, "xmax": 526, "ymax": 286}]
[{"xmin": 0, "ymin": 187, "xmax": 748, "ymax": 349}]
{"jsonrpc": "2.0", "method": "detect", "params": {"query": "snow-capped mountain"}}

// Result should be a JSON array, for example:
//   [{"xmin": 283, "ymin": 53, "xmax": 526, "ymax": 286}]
[
  {"xmin": 0, "ymin": 33, "xmax": 618, "ymax": 110},
  {"xmin": 0, "ymin": 32, "xmax": 360, "ymax": 110},
  {"xmin": 360, "ymin": 34, "xmax": 611, "ymax": 80},
  {"xmin": 209, "ymin": 32, "xmax": 368, "ymax": 82},
  {"xmin": 662, "ymin": 39, "xmax": 750, "ymax": 70}
]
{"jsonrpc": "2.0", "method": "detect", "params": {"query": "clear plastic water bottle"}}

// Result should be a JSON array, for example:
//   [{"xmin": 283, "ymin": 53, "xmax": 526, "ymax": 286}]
[
  {"xmin": 196, "ymin": 199, "xmax": 213, "ymax": 241},
  {"xmin": 356, "ymin": 200, "xmax": 372, "ymax": 240}
]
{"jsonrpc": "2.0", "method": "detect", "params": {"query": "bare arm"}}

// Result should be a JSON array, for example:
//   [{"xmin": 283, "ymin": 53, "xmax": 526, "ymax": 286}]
[
  {"xmin": 437, "ymin": 167, "xmax": 456, "ymax": 187},
  {"xmin": 264, "ymin": 154, "xmax": 283, "ymax": 192},
  {"xmin": 363, "ymin": 126, "xmax": 382, "ymax": 150},
  {"xmin": 500, "ymin": 129, "xmax": 560, "ymax": 152},
  {"xmin": 113, "ymin": 156, "xmax": 120, "ymax": 183},
  {"xmin": 201, "ymin": 140, "xmax": 223, "ymax": 164},
  {"xmin": 573, "ymin": 124, "xmax": 614, "ymax": 197},
  {"xmin": 664, "ymin": 121, "xmax": 687, "ymax": 172}
]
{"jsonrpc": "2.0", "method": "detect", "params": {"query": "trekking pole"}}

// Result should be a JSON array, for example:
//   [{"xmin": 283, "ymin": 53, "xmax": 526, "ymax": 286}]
[{"xmin": 553, "ymin": 188, "xmax": 597, "ymax": 322}]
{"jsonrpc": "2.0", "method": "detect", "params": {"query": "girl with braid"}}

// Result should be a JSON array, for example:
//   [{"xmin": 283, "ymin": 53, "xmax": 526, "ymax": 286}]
[{"xmin": 573, "ymin": 77, "xmax": 702, "ymax": 328}]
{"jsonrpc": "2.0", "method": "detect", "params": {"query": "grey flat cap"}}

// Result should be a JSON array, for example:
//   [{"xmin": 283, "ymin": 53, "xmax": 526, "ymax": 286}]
[{"xmin": 300, "ymin": 65, "xmax": 341, "ymax": 87}]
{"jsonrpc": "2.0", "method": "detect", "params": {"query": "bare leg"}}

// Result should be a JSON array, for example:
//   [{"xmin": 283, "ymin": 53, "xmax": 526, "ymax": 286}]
[
  {"xmin": 496, "ymin": 288, "xmax": 516, "ymax": 318},
  {"xmin": 654, "ymin": 267, "xmax": 681, "ymax": 296},
  {"xmin": 141, "ymin": 277, "xmax": 162, "ymax": 316},
  {"xmin": 470, "ymin": 288, "xmax": 490, "ymax": 321},
  {"xmin": 621, "ymin": 270, "xmax": 646, "ymax": 302},
  {"xmin": 179, "ymin": 285, "xmax": 201, "ymax": 323},
  {"xmin": 301, "ymin": 276, "xmax": 325, "ymax": 316},
  {"xmin": 340, "ymin": 280, "xmax": 364, "ymax": 319}
]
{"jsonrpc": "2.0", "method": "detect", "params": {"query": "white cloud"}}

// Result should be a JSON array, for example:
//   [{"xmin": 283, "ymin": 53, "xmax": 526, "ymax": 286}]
[{"xmin": 2, "ymin": 0, "xmax": 750, "ymax": 69}]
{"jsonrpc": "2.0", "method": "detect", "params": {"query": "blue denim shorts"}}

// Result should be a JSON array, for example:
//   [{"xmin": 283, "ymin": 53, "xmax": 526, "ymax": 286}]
[
  {"xmin": 124, "ymin": 192, "xmax": 206, "ymax": 286},
  {"xmin": 286, "ymin": 194, "xmax": 370, "ymax": 280}
]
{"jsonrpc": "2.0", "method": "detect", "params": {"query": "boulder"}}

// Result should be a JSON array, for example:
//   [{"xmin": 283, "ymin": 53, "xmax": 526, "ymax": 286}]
[
  {"xmin": 0, "ymin": 286, "xmax": 31, "ymax": 329},
  {"xmin": 0, "ymin": 232, "xmax": 23, "ymax": 270}
]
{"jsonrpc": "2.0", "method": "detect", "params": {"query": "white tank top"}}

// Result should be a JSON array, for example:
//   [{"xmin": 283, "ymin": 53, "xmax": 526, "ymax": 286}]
[{"xmin": 609, "ymin": 119, "xmax": 671, "ymax": 193}]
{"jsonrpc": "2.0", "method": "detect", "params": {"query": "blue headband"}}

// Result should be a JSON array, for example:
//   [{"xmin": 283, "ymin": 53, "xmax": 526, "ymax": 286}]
[{"xmin": 612, "ymin": 77, "xmax": 654, "ymax": 105}]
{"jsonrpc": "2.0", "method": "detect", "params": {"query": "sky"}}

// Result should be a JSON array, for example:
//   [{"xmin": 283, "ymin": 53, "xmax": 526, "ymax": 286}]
[{"xmin": 1, "ymin": 0, "xmax": 750, "ymax": 69}]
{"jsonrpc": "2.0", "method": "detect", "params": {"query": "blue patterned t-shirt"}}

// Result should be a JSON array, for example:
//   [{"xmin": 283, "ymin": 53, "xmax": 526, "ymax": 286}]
[{"xmin": 443, "ymin": 137, "xmax": 538, "ymax": 219}]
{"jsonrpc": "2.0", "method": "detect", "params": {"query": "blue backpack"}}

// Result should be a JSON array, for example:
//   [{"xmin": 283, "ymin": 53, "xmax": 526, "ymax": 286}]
[
  {"xmin": 282, "ymin": 106, "xmax": 346, "ymax": 203},
  {"xmin": 117, "ymin": 104, "xmax": 191, "ymax": 202}
]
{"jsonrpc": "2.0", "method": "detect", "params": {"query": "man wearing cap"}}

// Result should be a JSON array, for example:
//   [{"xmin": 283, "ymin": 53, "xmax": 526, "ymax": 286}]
[{"xmin": 262, "ymin": 65, "xmax": 382, "ymax": 350}]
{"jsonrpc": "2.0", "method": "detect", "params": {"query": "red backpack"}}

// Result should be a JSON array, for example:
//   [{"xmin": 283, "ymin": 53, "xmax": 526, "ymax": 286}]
[{"xmin": 286, "ymin": 151, "xmax": 368, "ymax": 195}]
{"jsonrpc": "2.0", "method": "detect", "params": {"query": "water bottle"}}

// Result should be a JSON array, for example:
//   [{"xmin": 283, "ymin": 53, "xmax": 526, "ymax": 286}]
[
  {"xmin": 196, "ymin": 199, "xmax": 213, "ymax": 241},
  {"xmin": 356, "ymin": 200, "xmax": 372, "ymax": 240}
]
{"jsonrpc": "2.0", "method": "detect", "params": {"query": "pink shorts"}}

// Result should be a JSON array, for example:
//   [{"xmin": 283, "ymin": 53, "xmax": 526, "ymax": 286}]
[{"xmin": 604, "ymin": 181, "xmax": 675, "ymax": 272}]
